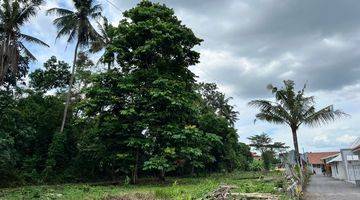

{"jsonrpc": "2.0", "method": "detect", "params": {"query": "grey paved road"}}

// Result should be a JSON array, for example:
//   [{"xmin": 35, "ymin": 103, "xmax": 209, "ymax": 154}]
[{"xmin": 304, "ymin": 175, "xmax": 360, "ymax": 200}]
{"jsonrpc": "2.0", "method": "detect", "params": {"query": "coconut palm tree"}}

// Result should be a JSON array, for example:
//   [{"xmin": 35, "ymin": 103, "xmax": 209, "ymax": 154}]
[
  {"xmin": 249, "ymin": 80, "xmax": 347, "ymax": 165},
  {"xmin": 0, "ymin": 0, "xmax": 49, "ymax": 85},
  {"xmin": 90, "ymin": 16, "xmax": 114, "ymax": 71},
  {"xmin": 47, "ymin": 0, "xmax": 102, "ymax": 133}
]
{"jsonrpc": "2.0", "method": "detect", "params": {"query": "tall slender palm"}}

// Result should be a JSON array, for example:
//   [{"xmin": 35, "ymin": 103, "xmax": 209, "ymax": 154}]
[
  {"xmin": 249, "ymin": 80, "xmax": 347, "ymax": 165},
  {"xmin": 47, "ymin": 0, "xmax": 102, "ymax": 133},
  {"xmin": 0, "ymin": 0, "xmax": 49, "ymax": 85},
  {"xmin": 90, "ymin": 16, "xmax": 114, "ymax": 71}
]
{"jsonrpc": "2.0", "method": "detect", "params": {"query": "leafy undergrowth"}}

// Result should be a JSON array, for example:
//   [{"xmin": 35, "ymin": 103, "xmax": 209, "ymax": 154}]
[{"xmin": 0, "ymin": 171, "xmax": 291, "ymax": 200}]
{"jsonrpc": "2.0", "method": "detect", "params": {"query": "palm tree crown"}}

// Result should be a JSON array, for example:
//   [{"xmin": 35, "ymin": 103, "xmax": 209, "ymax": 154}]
[
  {"xmin": 249, "ymin": 80, "xmax": 347, "ymax": 164},
  {"xmin": 47, "ymin": 0, "xmax": 102, "ymax": 47},
  {"xmin": 90, "ymin": 16, "xmax": 114, "ymax": 70},
  {"xmin": 0, "ymin": 0, "xmax": 49, "ymax": 84}
]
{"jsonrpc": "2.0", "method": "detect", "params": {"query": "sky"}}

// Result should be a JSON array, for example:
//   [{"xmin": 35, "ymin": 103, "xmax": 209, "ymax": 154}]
[{"xmin": 23, "ymin": 0, "xmax": 360, "ymax": 152}]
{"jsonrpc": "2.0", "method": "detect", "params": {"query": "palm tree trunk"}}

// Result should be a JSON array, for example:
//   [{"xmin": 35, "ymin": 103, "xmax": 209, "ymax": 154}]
[
  {"xmin": 0, "ymin": 37, "xmax": 9, "ymax": 85},
  {"xmin": 60, "ymin": 41, "xmax": 80, "ymax": 133},
  {"xmin": 291, "ymin": 126, "xmax": 300, "ymax": 165},
  {"xmin": 291, "ymin": 126, "xmax": 304, "ymax": 187}
]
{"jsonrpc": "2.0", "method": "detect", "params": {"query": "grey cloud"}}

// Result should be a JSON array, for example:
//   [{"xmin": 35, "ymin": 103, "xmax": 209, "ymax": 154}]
[
  {"xmin": 150, "ymin": 0, "xmax": 360, "ymax": 97},
  {"xmin": 49, "ymin": 0, "xmax": 360, "ymax": 98}
]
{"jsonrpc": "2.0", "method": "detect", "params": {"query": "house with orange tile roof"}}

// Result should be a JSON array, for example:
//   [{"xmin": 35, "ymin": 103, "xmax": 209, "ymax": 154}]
[
  {"xmin": 320, "ymin": 138, "xmax": 360, "ymax": 185},
  {"xmin": 304, "ymin": 152, "xmax": 339, "ymax": 175}
]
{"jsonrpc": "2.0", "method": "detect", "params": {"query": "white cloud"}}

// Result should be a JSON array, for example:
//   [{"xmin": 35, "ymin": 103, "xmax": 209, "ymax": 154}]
[{"xmin": 336, "ymin": 134, "xmax": 358, "ymax": 144}]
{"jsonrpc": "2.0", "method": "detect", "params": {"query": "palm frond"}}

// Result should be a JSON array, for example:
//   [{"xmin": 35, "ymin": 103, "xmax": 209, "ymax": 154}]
[
  {"xmin": 47, "ymin": 8, "xmax": 74, "ymax": 16},
  {"xmin": 17, "ymin": 3, "xmax": 37, "ymax": 26},
  {"xmin": 248, "ymin": 100, "xmax": 274, "ymax": 110},
  {"xmin": 20, "ymin": 34, "xmax": 49, "ymax": 47},
  {"xmin": 48, "ymin": 1, "xmax": 102, "ymax": 47},
  {"xmin": 90, "ymin": 4, "xmax": 103, "ymax": 13},
  {"xmin": 67, "ymin": 29, "xmax": 77, "ymax": 44},
  {"xmin": 91, "ymin": 11, "xmax": 102, "ymax": 20},
  {"xmin": 303, "ymin": 105, "xmax": 348, "ymax": 127},
  {"xmin": 18, "ymin": 42, "xmax": 36, "ymax": 60},
  {"xmin": 56, "ymin": 25, "xmax": 75, "ymax": 41},
  {"xmin": 255, "ymin": 112, "xmax": 286, "ymax": 125},
  {"xmin": 53, "ymin": 14, "xmax": 77, "ymax": 29}
]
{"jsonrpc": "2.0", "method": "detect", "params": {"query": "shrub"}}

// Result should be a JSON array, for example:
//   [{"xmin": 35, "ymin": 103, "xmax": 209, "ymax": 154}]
[
  {"xmin": 262, "ymin": 151, "xmax": 273, "ymax": 171},
  {"xmin": 249, "ymin": 160, "xmax": 263, "ymax": 171}
]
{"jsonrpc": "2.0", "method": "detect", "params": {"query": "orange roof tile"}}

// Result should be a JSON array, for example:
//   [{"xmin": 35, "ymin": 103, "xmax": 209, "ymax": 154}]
[{"xmin": 307, "ymin": 152, "xmax": 339, "ymax": 165}]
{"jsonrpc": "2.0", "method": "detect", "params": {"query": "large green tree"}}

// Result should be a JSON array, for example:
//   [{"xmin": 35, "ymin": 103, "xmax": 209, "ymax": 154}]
[
  {"xmin": 78, "ymin": 70, "xmax": 147, "ymax": 183},
  {"xmin": 103, "ymin": 1, "xmax": 226, "ymax": 181},
  {"xmin": 249, "ymin": 80, "xmax": 346, "ymax": 165},
  {"xmin": 47, "ymin": 0, "xmax": 102, "ymax": 133}
]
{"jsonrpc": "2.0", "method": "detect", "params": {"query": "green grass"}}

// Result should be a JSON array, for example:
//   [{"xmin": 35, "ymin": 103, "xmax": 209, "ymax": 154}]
[{"xmin": 0, "ymin": 171, "xmax": 290, "ymax": 200}]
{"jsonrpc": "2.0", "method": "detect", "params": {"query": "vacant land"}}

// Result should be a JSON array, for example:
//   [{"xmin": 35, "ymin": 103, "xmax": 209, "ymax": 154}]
[{"xmin": 0, "ymin": 171, "xmax": 290, "ymax": 200}]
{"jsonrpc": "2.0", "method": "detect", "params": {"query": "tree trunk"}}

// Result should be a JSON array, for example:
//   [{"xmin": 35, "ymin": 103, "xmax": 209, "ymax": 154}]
[
  {"xmin": 291, "ymin": 126, "xmax": 300, "ymax": 165},
  {"xmin": 291, "ymin": 126, "xmax": 304, "ymax": 185},
  {"xmin": 132, "ymin": 149, "xmax": 139, "ymax": 184},
  {"xmin": 107, "ymin": 62, "xmax": 111, "ymax": 72},
  {"xmin": 191, "ymin": 165, "xmax": 195, "ymax": 176},
  {"xmin": 158, "ymin": 170, "xmax": 165, "ymax": 182},
  {"xmin": 60, "ymin": 41, "xmax": 80, "ymax": 133},
  {"xmin": 0, "ymin": 37, "xmax": 9, "ymax": 85}
]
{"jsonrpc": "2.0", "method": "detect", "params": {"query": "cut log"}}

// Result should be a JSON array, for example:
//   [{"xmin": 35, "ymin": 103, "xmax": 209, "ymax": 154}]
[{"xmin": 230, "ymin": 193, "xmax": 279, "ymax": 200}]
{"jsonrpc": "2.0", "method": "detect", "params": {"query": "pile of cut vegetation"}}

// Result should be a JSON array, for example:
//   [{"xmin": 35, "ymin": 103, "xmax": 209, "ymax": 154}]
[{"xmin": 204, "ymin": 185, "xmax": 279, "ymax": 200}]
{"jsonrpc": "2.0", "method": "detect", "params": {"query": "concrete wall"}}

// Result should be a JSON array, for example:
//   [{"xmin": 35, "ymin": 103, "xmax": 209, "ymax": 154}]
[
  {"xmin": 331, "ymin": 162, "xmax": 347, "ymax": 180},
  {"xmin": 347, "ymin": 161, "xmax": 360, "ymax": 181},
  {"xmin": 339, "ymin": 149, "xmax": 360, "ymax": 183}
]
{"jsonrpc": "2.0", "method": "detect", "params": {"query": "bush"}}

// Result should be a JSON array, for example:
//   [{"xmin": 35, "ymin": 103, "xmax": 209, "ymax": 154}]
[
  {"xmin": 249, "ymin": 160, "xmax": 263, "ymax": 171},
  {"xmin": 262, "ymin": 151, "xmax": 273, "ymax": 171}
]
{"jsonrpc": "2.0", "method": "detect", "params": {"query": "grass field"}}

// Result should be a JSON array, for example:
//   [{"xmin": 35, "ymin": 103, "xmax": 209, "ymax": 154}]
[{"xmin": 0, "ymin": 171, "xmax": 290, "ymax": 200}]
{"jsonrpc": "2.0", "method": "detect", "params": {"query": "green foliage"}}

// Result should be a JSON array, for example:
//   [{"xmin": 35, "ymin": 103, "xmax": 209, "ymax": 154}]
[
  {"xmin": 44, "ymin": 130, "xmax": 77, "ymax": 182},
  {"xmin": 143, "ymin": 156, "xmax": 173, "ymax": 172},
  {"xmin": 0, "ymin": 1, "xmax": 253, "ymax": 187},
  {"xmin": 0, "ymin": 89, "xmax": 71, "ymax": 184},
  {"xmin": 0, "ymin": 132, "xmax": 16, "ymax": 184},
  {"xmin": 0, "ymin": 171, "xmax": 290, "ymax": 200},
  {"xmin": 197, "ymin": 83, "xmax": 239, "ymax": 126},
  {"xmin": 29, "ymin": 56, "xmax": 71, "ymax": 92},
  {"xmin": 262, "ymin": 151, "xmax": 273, "ymax": 171},
  {"xmin": 249, "ymin": 160, "xmax": 264, "ymax": 171}
]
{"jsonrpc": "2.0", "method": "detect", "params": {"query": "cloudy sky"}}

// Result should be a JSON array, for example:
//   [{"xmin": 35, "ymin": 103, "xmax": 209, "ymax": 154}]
[{"xmin": 24, "ymin": 0, "xmax": 360, "ymax": 152}]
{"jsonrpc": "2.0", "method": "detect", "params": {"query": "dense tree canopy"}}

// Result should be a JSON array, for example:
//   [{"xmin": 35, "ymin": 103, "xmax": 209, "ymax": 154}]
[{"xmin": 0, "ymin": 1, "xmax": 252, "ymax": 186}]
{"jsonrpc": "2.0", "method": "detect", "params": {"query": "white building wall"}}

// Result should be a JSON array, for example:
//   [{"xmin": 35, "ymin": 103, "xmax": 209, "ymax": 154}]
[
  {"xmin": 331, "ymin": 162, "xmax": 347, "ymax": 180},
  {"xmin": 313, "ymin": 166, "xmax": 322, "ymax": 175},
  {"xmin": 347, "ymin": 161, "xmax": 360, "ymax": 182}
]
